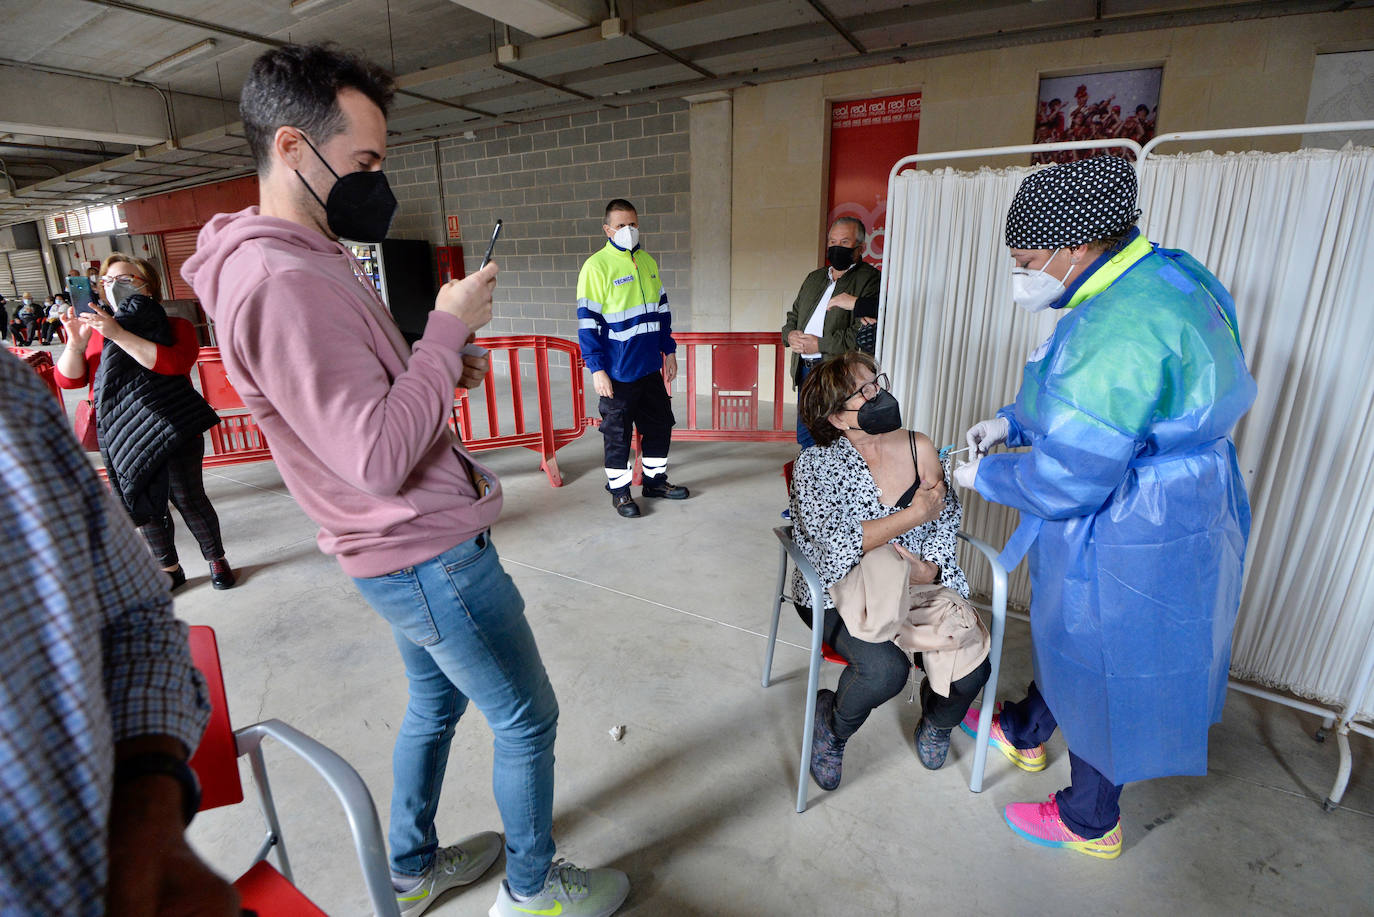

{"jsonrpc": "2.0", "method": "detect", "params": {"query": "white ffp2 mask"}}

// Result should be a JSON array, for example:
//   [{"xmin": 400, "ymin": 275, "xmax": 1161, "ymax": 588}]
[
  {"xmin": 1011, "ymin": 249, "xmax": 1072, "ymax": 313},
  {"xmin": 103, "ymin": 277, "xmax": 140, "ymax": 307},
  {"xmin": 611, "ymin": 225, "xmax": 640, "ymax": 251}
]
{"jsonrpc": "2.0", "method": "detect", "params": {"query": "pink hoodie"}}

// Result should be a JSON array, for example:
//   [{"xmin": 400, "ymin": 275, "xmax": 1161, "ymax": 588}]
[{"xmin": 182, "ymin": 207, "xmax": 501, "ymax": 578}]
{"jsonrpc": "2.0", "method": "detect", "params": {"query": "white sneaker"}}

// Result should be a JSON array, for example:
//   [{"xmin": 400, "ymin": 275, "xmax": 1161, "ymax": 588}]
[
  {"xmin": 395, "ymin": 831, "xmax": 503, "ymax": 917},
  {"xmin": 489, "ymin": 859, "xmax": 630, "ymax": 917}
]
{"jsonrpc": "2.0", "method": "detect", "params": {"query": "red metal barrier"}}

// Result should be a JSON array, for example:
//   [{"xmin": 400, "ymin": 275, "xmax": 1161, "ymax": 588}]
[
  {"xmin": 196, "ymin": 349, "xmax": 274, "ymax": 468},
  {"xmin": 187, "ymin": 333, "xmax": 790, "ymax": 487},
  {"xmin": 448, "ymin": 335, "xmax": 591, "ymax": 487},
  {"xmin": 193, "ymin": 339, "xmax": 593, "ymax": 486},
  {"xmin": 668, "ymin": 332, "xmax": 792, "ymax": 442}
]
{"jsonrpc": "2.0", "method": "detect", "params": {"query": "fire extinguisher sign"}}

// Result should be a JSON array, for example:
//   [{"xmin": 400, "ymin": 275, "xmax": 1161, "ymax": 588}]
[{"xmin": 447, "ymin": 215, "xmax": 462, "ymax": 240}]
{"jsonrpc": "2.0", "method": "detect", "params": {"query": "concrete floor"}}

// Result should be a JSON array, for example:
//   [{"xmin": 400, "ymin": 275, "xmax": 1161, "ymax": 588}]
[{"xmin": 148, "ymin": 431, "xmax": 1373, "ymax": 917}]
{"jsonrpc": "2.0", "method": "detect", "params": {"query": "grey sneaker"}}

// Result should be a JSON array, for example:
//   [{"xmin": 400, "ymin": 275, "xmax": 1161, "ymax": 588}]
[
  {"xmin": 395, "ymin": 831, "xmax": 503, "ymax": 917},
  {"xmin": 489, "ymin": 859, "xmax": 629, "ymax": 917}
]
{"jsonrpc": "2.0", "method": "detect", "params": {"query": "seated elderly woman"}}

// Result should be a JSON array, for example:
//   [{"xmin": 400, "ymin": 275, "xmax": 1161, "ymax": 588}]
[{"xmin": 790, "ymin": 351, "xmax": 991, "ymax": 791}]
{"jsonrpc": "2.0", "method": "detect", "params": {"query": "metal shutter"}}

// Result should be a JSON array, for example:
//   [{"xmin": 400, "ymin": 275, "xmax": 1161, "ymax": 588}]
[
  {"xmin": 162, "ymin": 229, "xmax": 199, "ymax": 300},
  {"xmin": 8, "ymin": 251, "xmax": 48, "ymax": 298},
  {"xmin": 0, "ymin": 254, "xmax": 15, "ymax": 298}
]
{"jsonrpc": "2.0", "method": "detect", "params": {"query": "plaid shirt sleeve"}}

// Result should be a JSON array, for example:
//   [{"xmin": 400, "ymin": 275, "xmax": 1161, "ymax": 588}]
[{"xmin": 0, "ymin": 351, "xmax": 209, "ymax": 916}]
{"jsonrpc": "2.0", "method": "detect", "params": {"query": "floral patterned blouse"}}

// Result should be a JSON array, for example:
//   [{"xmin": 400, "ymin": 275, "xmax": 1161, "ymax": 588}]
[{"xmin": 789, "ymin": 433, "xmax": 968, "ymax": 610}]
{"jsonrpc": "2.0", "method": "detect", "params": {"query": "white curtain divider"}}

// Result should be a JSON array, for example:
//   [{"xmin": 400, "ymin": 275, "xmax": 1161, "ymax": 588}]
[
  {"xmin": 1137, "ymin": 147, "xmax": 1374, "ymax": 720},
  {"xmin": 879, "ymin": 162, "xmax": 1047, "ymax": 606},
  {"xmin": 877, "ymin": 142, "xmax": 1374, "ymax": 723}
]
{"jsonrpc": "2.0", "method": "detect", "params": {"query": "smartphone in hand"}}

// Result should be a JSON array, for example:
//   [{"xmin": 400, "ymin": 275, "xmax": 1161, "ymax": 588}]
[{"xmin": 480, "ymin": 220, "xmax": 502, "ymax": 269}]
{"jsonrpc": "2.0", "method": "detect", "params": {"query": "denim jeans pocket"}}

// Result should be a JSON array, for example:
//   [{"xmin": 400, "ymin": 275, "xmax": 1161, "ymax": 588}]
[
  {"xmin": 354, "ymin": 568, "xmax": 441, "ymax": 647},
  {"xmin": 440, "ymin": 531, "xmax": 489, "ymax": 576}
]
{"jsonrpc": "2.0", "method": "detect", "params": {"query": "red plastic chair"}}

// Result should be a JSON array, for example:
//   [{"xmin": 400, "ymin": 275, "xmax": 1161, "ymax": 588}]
[
  {"xmin": 7, "ymin": 347, "xmax": 64, "ymax": 407},
  {"xmin": 187, "ymin": 626, "xmax": 400, "ymax": 916}
]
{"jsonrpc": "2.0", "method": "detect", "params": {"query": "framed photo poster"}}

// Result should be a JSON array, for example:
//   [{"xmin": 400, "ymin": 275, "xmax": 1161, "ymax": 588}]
[{"xmin": 1032, "ymin": 67, "xmax": 1162, "ymax": 164}]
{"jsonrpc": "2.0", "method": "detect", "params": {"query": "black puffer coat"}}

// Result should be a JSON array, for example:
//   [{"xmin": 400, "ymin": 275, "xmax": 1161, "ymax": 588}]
[{"xmin": 95, "ymin": 294, "xmax": 220, "ymax": 524}]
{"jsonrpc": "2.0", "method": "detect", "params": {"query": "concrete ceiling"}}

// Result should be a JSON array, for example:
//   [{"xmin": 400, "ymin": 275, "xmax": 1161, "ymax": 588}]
[{"xmin": 0, "ymin": 0, "xmax": 1365, "ymax": 228}]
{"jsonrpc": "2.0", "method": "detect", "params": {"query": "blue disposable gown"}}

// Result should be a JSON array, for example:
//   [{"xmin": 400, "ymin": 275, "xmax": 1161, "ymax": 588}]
[{"xmin": 976, "ymin": 240, "xmax": 1255, "ymax": 784}]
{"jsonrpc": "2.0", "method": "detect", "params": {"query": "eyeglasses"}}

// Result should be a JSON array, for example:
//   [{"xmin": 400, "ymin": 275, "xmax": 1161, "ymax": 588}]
[
  {"xmin": 845, "ymin": 373, "xmax": 890, "ymax": 405},
  {"xmin": 101, "ymin": 273, "xmax": 141, "ymax": 284}
]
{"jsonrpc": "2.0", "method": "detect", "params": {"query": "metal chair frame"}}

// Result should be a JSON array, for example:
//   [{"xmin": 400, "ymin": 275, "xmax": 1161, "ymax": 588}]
[{"xmin": 762, "ymin": 525, "xmax": 1008, "ymax": 812}]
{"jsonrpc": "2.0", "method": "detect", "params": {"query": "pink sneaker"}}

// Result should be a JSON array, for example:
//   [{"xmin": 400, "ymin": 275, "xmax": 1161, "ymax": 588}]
[
  {"xmin": 1003, "ymin": 796, "xmax": 1122, "ymax": 859},
  {"xmin": 959, "ymin": 704, "xmax": 1047, "ymax": 772}
]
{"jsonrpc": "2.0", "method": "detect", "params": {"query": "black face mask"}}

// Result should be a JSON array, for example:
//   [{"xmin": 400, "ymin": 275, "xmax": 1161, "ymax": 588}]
[
  {"xmin": 295, "ymin": 133, "xmax": 397, "ymax": 243},
  {"xmin": 855, "ymin": 389, "xmax": 902, "ymax": 435},
  {"xmin": 827, "ymin": 244, "xmax": 856, "ymax": 271}
]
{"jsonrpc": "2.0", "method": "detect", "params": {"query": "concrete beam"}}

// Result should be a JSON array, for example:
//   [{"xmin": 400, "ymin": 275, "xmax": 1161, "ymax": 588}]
[
  {"xmin": 0, "ymin": 63, "xmax": 229, "ymax": 147},
  {"xmin": 0, "ymin": 123, "xmax": 247, "ymax": 205},
  {"xmin": 445, "ymin": 0, "xmax": 604, "ymax": 38}
]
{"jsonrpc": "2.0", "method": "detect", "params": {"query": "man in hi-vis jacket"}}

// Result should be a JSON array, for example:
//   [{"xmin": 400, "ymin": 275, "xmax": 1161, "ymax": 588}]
[{"xmin": 576, "ymin": 198, "xmax": 689, "ymax": 518}]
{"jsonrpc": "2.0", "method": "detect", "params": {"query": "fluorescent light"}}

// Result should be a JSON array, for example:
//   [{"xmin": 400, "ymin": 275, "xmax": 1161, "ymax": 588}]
[
  {"xmin": 290, "ymin": 0, "xmax": 344, "ymax": 13},
  {"xmin": 141, "ymin": 39, "xmax": 217, "ymax": 78}
]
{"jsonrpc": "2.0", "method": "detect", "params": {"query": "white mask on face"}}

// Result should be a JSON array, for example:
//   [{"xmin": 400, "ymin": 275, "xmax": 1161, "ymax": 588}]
[
  {"xmin": 611, "ymin": 225, "xmax": 640, "ymax": 251},
  {"xmin": 1011, "ymin": 249, "xmax": 1073, "ymax": 313}
]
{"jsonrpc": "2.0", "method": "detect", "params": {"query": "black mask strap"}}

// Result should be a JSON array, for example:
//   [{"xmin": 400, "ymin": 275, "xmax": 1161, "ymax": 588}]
[{"xmin": 293, "ymin": 132, "xmax": 337, "ymax": 212}]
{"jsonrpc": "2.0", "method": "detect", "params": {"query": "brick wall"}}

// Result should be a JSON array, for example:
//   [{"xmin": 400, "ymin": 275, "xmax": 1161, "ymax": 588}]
[{"xmin": 386, "ymin": 99, "xmax": 691, "ymax": 341}]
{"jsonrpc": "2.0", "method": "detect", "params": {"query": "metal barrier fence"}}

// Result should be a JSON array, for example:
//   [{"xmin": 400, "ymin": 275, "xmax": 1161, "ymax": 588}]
[
  {"xmin": 671, "ymin": 332, "xmax": 793, "ymax": 443},
  {"xmin": 196, "ymin": 349, "xmax": 273, "ymax": 468},
  {"xmin": 447, "ymin": 335, "xmax": 592, "ymax": 487},
  {"xmin": 71, "ymin": 333, "xmax": 797, "ymax": 486}
]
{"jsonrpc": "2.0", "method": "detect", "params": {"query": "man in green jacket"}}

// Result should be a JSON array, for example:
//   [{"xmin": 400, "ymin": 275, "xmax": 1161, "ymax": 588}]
[{"xmin": 781, "ymin": 217, "xmax": 881, "ymax": 447}]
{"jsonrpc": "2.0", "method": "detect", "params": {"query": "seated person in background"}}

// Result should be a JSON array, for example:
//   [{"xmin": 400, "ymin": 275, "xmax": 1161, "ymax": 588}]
[
  {"xmin": 40, "ymin": 294, "xmax": 65, "ymax": 343},
  {"xmin": 790, "ymin": 351, "xmax": 991, "ymax": 790},
  {"xmin": 10, "ymin": 294, "xmax": 40, "ymax": 344}
]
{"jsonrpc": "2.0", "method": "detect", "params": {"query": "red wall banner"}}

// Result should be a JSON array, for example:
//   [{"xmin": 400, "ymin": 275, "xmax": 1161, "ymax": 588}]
[{"xmin": 827, "ymin": 92, "xmax": 921, "ymax": 269}]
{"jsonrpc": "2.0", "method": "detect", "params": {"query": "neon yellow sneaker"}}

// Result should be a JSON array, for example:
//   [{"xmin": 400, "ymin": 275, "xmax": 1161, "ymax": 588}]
[
  {"xmin": 395, "ymin": 832, "xmax": 502, "ymax": 917},
  {"xmin": 1004, "ymin": 796, "xmax": 1123, "ymax": 860},
  {"xmin": 959, "ymin": 704, "xmax": 1047, "ymax": 772},
  {"xmin": 489, "ymin": 859, "xmax": 629, "ymax": 917}
]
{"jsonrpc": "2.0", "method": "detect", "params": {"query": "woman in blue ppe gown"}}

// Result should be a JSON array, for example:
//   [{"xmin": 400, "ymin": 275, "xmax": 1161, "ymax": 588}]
[{"xmin": 953, "ymin": 155, "xmax": 1255, "ymax": 859}]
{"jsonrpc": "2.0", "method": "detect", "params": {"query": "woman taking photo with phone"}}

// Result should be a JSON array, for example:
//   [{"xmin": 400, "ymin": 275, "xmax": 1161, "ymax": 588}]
[{"xmin": 56, "ymin": 253, "xmax": 237, "ymax": 591}]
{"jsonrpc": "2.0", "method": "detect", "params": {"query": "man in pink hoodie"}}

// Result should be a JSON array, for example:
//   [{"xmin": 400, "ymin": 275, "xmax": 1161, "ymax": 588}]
[{"xmin": 183, "ymin": 44, "xmax": 629, "ymax": 917}]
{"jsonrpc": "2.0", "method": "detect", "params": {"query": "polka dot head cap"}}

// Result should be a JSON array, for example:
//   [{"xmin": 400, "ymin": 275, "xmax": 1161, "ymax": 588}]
[{"xmin": 1005, "ymin": 154, "xmax": 1141, "ymax": 249}]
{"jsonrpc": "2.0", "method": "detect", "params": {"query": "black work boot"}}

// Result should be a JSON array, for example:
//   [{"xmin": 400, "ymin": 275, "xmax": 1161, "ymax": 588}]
[
  {"xmin": 641, "ymin": 474, "xmax": 689, "ymax": 499},
  {"xmin": 607, "ymin": 484, "xmax": 641, "ymax": 518}
]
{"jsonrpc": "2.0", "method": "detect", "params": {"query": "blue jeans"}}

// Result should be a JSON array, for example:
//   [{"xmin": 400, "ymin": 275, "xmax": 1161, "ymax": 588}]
[{"xmin": 353, "ymin": 533, "xmax": 559, "ymax": 896}]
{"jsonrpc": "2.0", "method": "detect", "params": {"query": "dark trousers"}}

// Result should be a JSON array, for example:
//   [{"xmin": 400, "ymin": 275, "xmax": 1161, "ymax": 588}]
[
  {"xmin": 999, "ymin": 681, "xmax": 1124, "ymax": 838},
  {"xmin": 599, "ymin": 370, "xmax": 674, "ymax": 469},
  {"xmin": 796, "ymin": 605, "xmax": 991, "ymax": 738},
  {"xmin": 795, "ymin": 360, "xmax": 817, "ymax": 449},
  {"xmin": 136, "ymin": 436, "xmax": 226, "ymax": 567}
]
